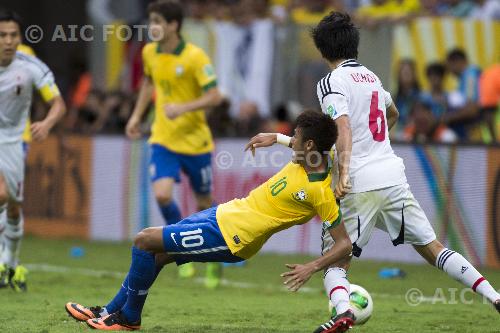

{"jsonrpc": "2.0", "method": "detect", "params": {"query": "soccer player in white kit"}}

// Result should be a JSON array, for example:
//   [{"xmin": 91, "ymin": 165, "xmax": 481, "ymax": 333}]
[
  {"xmin": 247, "ymin": 12, "xmax": 500, "ymax": 333},
  {"xmin": 0, "ymin": 10, "xmax": 66, "ymax": 291}
]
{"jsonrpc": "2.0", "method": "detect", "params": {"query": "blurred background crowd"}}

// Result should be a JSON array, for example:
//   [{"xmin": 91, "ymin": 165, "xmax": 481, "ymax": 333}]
[{"xmin": 20, "ymin": 0, "xmax": 500, "ymax": 144}]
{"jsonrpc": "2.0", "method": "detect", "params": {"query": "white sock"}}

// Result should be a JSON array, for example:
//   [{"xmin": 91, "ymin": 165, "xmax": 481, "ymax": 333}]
[
  {"xmin": 436, "ymin": 248, "xmax": 500, "ymax": 303},
  {"xmin": 2, "ymin": 215, "xmax": 23, "ymax": 268},
  {"xmin": 324, "ymin": 267, "xmax": 351, "ymax": 315}
]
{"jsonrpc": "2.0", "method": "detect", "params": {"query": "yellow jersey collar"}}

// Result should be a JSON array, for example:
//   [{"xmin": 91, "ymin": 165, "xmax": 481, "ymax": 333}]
[{"xmin": 156, "ymin": 38, "xmax": 186, "ymax": 55}]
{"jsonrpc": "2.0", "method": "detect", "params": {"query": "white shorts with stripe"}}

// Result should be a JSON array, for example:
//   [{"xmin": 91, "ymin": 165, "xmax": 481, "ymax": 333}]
[
  {"xmin": 322, "ymin": 183, "xmax": 436, "ymax": 257},
  {"xmin": 0, "ymin": 142, "xmax": 24, "ymax": 203}
]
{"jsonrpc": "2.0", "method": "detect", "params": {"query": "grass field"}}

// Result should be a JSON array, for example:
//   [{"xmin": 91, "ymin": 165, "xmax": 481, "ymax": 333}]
[{"xmin": 1, "ymin": 237, "xmax": 499, "ymax": 333}]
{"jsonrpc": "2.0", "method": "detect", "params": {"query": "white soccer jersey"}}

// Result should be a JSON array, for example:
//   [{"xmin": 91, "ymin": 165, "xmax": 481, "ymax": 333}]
[
  {"xmin": 0, "ymin": 52, "xmax": 59, "ymax": 144},
  {"xmin": 317, "ymin": 59, "xmax": 406, "ymax": 193}
]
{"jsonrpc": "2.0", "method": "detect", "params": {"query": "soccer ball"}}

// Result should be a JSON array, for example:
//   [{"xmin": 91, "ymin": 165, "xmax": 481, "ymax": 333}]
[{"xmin": 328, "ymin": 284, "xmax": 373, "ymax": 325}]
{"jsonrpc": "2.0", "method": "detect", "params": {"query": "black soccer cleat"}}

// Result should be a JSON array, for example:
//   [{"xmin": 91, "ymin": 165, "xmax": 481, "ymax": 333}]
[
  {"xmin": 494, "ymin": 300, "xmax": 500, "ymax": 314},
  {"xmin": 313, "ymin": 310, "xmax": 355, "ymax": 333}
]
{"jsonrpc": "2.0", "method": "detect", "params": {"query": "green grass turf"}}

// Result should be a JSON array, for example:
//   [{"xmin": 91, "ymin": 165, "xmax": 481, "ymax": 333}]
[{"xmin": 1, "ymin": 236, "xmax": 499, "ymax": 332}]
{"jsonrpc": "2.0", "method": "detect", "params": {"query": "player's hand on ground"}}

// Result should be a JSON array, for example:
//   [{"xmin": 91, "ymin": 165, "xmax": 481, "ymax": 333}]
[
  {"xmin": 281, "ymin": 263, "xmax": 314, "ymax": 292},
  {"xmin": 164, "ymin": 103, "xmax": 187, "ymax": 120},
  {"xmin": 30, "ymin": 121, "xmax": 51, "ymax": 141},
  {"xmin": 244, "ymin": 133, "xmax": 277, "ymax": 156},
  {"xmin": 334, "ymin": 173, "xmax": 352, "ymax": 199},
  {"xmin": 125, "ymin": 116, "xmax": 142, "ymax": 140}
]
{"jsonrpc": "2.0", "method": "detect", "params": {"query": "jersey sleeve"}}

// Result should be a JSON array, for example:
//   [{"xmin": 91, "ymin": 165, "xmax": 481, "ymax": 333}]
[
  {"xmin": 383, "ymin": 89, "xmax": 393, "ymax": 108},
  {"xmin": 313, "ymin": 186, "xmax": 342, "ymax": 230},
  {"xmin": 29, "ymin": 57, "xmax": 60, "ymax": 102},
  {"xmin": 193, "ymin": 49, "xmax": 217, "ymax": 91},
  {"xmin": 142, "ymin": 44, "xmax": 152, "ymax": 78},
  {"xmin": 317, "ymin": 73, "xmax": 349, "ymax": 120}
]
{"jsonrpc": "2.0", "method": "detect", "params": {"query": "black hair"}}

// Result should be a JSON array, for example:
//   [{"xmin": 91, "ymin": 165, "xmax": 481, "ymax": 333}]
[
  {"xmin": 311, "ymin": 12, "xmax": 359, "ymax": 63},
  {"xmin": 0, "ymin": 9, "xmax": 22, "ymax": 29},
  {"xmin": 447, "ymin": 48, "xmax": 467, "ymax": 62},
  {"xmin": 147, "ymin": 0, "xmax": 183, "ymax": 33},
  {"xmin": 296, "ymin": 110, "xmax": 338, "ymax": 155},
  {"xmin": 426, "ymin": 62, "xmax": 446, "ymax": 78}
]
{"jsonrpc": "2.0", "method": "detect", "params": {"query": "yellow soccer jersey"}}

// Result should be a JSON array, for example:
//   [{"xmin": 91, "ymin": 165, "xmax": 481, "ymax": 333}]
[
  {"xmin": 217, "ymin": 162, "xmax": 341, "ymax": 259},
  {"xmin": 142, "ymin": 40, "xmax": 217, "ymax": 155},
  {"xmin": 18, "ymin": 44, "xmax": 36, "ymax": 143}
]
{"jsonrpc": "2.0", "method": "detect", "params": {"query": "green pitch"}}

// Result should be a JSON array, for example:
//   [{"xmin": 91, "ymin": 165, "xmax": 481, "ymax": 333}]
[{"xmin": 1, "ymin": 236, "xmax": 499, "ymax": 332}]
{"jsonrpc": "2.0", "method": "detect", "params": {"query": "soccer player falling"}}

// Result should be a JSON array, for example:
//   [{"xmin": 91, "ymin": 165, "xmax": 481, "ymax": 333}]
[
  {"xmin": 248, "ymin": 12, "xmax": 500, "ymax": 333},
  {"xmin": 125, "ymin": 0, "xmax": 224, "ymax": 288},
  {"xmin": 0, "ymin": 9, "xmax": 66, "ymax": 292},
  {"xmin": 65, "ymin": 110, "xmax": 354, "ymax": 331}
]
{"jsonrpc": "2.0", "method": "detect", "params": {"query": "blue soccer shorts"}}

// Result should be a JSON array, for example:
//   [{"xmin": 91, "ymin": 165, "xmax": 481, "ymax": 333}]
[
  {"xmin": 150, "ymin": 144, "xmax": 212, "ymax": 195},
  {"xmin": 162, "ymin": 206, "xmax": 244, "ymax": 265}
]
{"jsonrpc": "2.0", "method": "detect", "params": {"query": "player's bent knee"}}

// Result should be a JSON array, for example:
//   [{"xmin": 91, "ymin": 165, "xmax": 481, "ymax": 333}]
[
  {"xmin": 327, "ymin": 256, "xmax": 352, "ymax": 271},
  {"xmin": 134, "ymin": 229, "xmax": 152, "ymax": 251},
  {"xmin": 134, "ymin": 227, "xmax": 163, "ymax": 252},
  {"xmin": 155, "ymin": 192, "xmax": 173, "ymax": 206}
]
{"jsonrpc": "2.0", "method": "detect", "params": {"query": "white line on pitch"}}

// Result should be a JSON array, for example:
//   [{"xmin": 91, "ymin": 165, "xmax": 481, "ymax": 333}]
[{"xmin": 26, "ymin": 263, "xmax": 408, "ymax": 300}]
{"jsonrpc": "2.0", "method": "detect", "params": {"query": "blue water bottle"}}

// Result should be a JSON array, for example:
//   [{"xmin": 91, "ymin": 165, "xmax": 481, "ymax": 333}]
[{"xmin": 379, "ymin": 268, "xmax": 406, "ymax": 279}]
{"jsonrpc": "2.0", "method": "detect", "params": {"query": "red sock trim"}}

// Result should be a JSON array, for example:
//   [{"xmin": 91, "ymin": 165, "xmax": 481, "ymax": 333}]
[
  {"xmin": 472, "ymin": 277, "xmax": 486, "ymax": 292},
  {"xmin": 329, "ymin": 286, "xmax": 348, "ymax": 299}
]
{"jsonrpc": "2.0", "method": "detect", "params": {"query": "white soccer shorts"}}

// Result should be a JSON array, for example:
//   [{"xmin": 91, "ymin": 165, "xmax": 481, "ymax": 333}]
[
  {"xmin": 0, "ymin": 142, "xmax": 24, "ymax": 203},
  {"xmin": 322, "ymin": 183, "xmax": 436, "ymax": 257}
]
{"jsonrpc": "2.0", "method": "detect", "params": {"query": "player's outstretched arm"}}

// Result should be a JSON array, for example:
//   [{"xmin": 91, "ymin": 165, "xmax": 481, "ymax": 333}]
[
  {"xmin": 31, "ymin": 95, "xmax": 66, "ymax": 141},
  {"xmin": 244, "ymin": 133, "xmax": 293, "ymax": 156},
  {"xmin": 281, "ymin": 223, "xmax": 352, "ymax": 292},
  {"xmin": 164, "ymin": 87, "xmax": 223, "ymax": 120},
  {"xmin": 126, "ymin": 77, "xmax": 154, "ymax": 140}
]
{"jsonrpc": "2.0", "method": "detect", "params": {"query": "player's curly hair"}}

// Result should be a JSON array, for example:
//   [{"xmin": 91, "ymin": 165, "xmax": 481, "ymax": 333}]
[
  {"xmin": 311, "ymin": 12, "xmax": 359, "ymax": 63},
  {"xmin": 148, "ymin": 0, "xmax": 183, "ymax": 33},
  {"xmin": 296, "ymin": 110, "xmax": 338, "ymax": 155}
]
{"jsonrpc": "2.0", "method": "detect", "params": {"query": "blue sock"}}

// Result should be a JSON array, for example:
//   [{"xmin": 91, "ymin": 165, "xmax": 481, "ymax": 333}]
[
  {"xmin": 106, "ymin": 265, "xmax": 164, "ymax": 314},
  {"xmin": 121, "ymin": 247, "xmax": 156, "ymax": 323},
  {"xmin": 159, "ymin": 201, "xmax": 181, "ymax": 225},
  {"xmin": 105, "ymin": 275, "xmax": 129, "ymax": 314}
]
